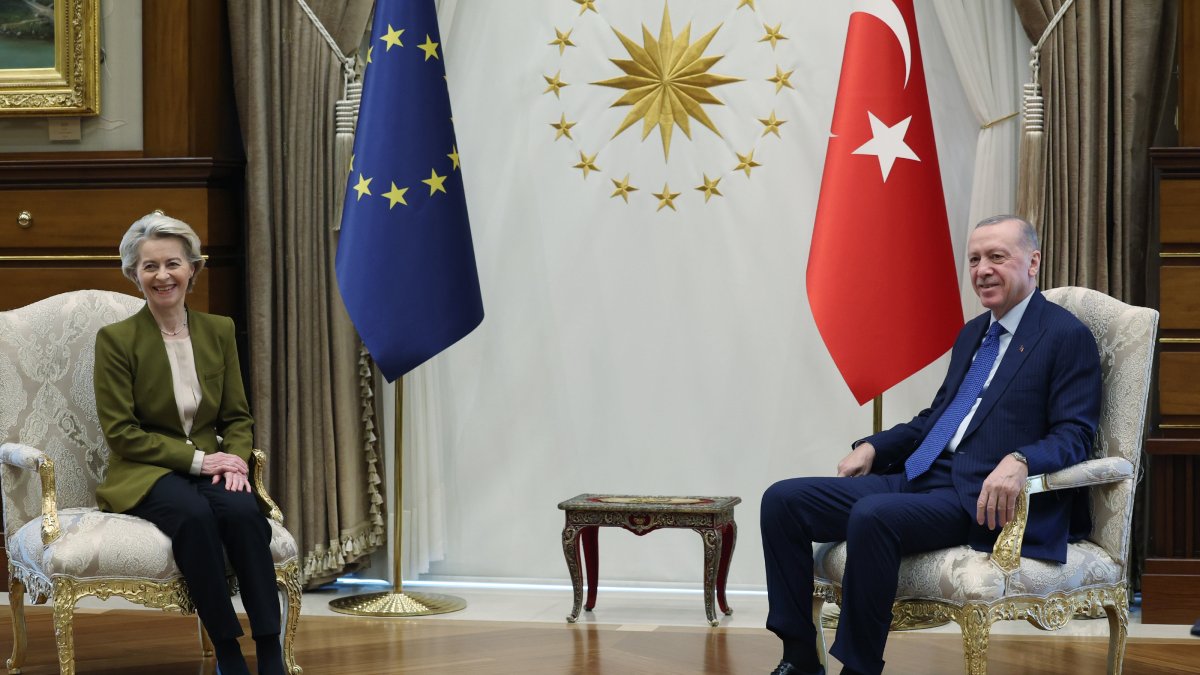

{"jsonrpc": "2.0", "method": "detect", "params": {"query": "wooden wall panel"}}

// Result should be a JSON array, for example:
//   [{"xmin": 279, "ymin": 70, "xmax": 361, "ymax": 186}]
[
  {"xmin": 1181, "ymin": 0, "xmax": 1200, "ymax": 146},
  {"xmin": 1160, "ymin": 353, "xmax": 1200, "ymax": 414},
  {"xmin": 1159, "ymin": 179, "xmax": 1200, "ymax": 243},
  {"xmin": 1160, "ymin": 267, "xmax": 1200, "ymax": 328}
]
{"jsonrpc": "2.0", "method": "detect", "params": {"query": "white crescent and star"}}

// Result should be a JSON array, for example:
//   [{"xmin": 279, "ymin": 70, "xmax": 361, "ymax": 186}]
[{"xmin": 847, "ymin": 0, "xmax": 919, "ymax": 182}]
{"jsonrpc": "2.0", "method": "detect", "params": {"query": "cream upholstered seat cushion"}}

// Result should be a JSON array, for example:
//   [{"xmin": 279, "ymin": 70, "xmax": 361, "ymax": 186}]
[
  {"xmin": 814, "ymin": 540, "xmax": 1122, "ymax": 604},
  {"xmin": 8, "ymin": 507, "xmax": 298, "ymax": 591}
]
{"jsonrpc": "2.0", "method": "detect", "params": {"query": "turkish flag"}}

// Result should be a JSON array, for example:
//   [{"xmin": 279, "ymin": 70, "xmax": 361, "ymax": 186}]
[{"xmin": 807, "ymin": 0, "xmax": 963, "ymax": 405}]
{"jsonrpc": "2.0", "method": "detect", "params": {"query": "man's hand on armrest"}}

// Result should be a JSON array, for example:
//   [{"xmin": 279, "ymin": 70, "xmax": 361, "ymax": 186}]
[
  {"xmin": 837, "ymin": 442, "xmax": 876, "ymax": 477},
  {"xmin": 978, "ymin": 454, "xmax": 1029, "ymax": 530}
]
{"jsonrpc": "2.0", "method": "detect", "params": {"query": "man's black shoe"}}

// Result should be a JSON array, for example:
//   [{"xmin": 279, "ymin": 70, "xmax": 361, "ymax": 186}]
[{"xmin": 770, "ymin": 660, "xmax": 824, "ymax": 675}]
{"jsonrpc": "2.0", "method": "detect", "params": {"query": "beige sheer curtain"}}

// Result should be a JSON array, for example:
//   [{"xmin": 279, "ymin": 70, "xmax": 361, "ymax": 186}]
[
  {"xmin": 227, "ymin": 0, "xmax": 383, "ymax": 586},
  {"xmin": 1012, "ymin": 0, "xmax": 1176, "ymax": 305}
]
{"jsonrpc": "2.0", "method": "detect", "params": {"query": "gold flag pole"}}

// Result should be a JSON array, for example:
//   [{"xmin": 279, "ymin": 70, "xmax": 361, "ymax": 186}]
[
  {"xmin": 822, "ymin": 393, "xmax": 884, "ymax": 630},
  {"xmin": 329, "ymin": 377, "xmax": 466, "ymax": 616}
]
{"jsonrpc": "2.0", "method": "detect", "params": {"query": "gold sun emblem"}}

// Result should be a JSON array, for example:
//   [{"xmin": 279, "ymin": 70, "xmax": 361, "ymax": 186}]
[{"xmin": 592, "ymin": 5, "xmax": 741, "ymax": 160}]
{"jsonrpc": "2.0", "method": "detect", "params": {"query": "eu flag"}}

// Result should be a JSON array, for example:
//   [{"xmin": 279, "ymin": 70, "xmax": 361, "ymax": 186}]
[{"xmin": 336, "ymin": 0, "xmax": 484, "ymax": 381}]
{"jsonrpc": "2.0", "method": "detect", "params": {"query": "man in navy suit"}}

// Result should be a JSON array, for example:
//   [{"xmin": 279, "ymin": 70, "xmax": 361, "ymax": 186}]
[{"xmin": 762, "ymin": 215, "xmax": 1102, "ymax": 675}]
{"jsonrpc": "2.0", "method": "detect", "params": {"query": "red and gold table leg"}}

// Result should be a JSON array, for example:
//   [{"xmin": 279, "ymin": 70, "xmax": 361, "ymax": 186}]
[{"xmin": 716, "ymin": 521, "xmax": 736, "ymax": 616}]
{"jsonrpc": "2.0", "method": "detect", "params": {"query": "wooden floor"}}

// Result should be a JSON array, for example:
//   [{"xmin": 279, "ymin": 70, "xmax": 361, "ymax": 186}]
[{"xmin": 0, "ymin": 606, "xmax": 1197, "ymax": 674}]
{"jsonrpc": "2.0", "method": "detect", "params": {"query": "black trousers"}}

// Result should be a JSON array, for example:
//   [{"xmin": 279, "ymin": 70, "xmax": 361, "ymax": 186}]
[
  {"xmin": 760, "ymin": 455, "xmax": 970, "ymax": 675},
  {"xmin": 127, "ymin": 472, "xmax": 281, "ymax": 641}
]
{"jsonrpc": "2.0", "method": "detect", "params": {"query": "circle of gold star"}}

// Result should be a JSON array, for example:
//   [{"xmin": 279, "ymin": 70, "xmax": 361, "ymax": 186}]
[
  {"xmin": 610, "ymin": 174, "xmax": 638, "ymax": 203},
  {"xmin": 760, "ymin": 23, "xmax": 787, "ymax": 49},
  {"xmin": 653, "ymin": 183, "xmax": 681, "ymax": 211},
  {"xmin": 574, "ymin": 151, "xmax": 600, "ymax": 178},
  {"xmin": 758, "ymin": 110, "xmax": 786, "ymax": 137},
  {"xmin": 592, "ymin": 5, "xmax": 741, "ymax": 160},
  {"xmin": 551, "ymin": 114, "xmax": 577, "ymax": 141},
  {"xmin": 695, "ymin": 174, "xmax": 723, "ymax": 202},
  {"xmin": 549, "ymin": 27, "xmax": 576, "ymax": 55},
  {"xmin": 543, "ymin": 71, "xmax": 568, "ymax": 98},
  {"xmin": 767, "ymin": 65, "xmax": 795, "ymax": 93},
  {"xmin": 543, "ymin": 2, "xmax": 798, "ymax": 211},
  {"xmin": 734, "ymin": 150, "xmax": 761, "ymax": 177}
]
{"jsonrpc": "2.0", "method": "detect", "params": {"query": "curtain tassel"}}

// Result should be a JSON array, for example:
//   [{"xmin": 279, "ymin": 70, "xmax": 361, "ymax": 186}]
[{"xmin": 332, "ymin": 78, "xmax": 362, "ymax": 231}]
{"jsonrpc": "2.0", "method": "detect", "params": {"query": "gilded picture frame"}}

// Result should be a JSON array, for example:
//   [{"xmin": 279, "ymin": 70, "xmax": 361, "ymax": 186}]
[{"xmin": 0, "ymin": 0, "xmax": 99, "ymax": 116}]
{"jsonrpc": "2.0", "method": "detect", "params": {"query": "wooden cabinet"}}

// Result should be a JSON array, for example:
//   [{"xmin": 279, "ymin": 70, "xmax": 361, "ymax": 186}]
[
  {"xmin": 0, "ymin": 0, "xmax": 245, "ymax": 592},
  {"xmin": 0, "ymin": 159, "xmax": 244, "ymax": 315},
  {"xmin": 1144, "ymin": 149, "xmax": 1200, "ymax": 624}
]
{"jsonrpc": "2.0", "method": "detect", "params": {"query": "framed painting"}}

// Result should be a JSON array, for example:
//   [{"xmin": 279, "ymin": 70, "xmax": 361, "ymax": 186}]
[{"xmin": 0, "ymin": 0, "xmax": 98, "ymax": 116}]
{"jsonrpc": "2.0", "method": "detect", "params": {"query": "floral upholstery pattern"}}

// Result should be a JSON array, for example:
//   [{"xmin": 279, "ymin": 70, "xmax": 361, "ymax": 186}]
[
  {"xmin": 812, "ymin": 287, "xmax": 1157, "ymax": 674},
  {"xmin": 8, "ymin": 507, "xmax": 298, "ymax": 601},
  {"xmin": 0, "ymin": 290, "xmax": 302, "ymax": 674}
]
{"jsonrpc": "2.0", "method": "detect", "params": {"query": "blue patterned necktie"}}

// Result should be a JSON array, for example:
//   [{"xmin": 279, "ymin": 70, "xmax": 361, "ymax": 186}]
[{"xmin": 904, "ymin": 321, "xmax": 1007, "ymax": 480}]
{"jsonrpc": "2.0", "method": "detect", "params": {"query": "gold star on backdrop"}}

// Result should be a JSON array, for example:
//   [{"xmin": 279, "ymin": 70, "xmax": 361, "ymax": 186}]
[
  {"xmin": 734, "ymin": 150, "xmax": 761, "ymax": 176},
  {"xmin": 653, "ymin": 183, "xmax": 681, "ymax": 211},
  {"xmin": 760, "ymin": 23, "xmax": 787, "ymax": 49},
  {"xmin": 574, "ymin": 151, "xmax": 600, "ymax": 178},
  {"xmin": 768, "ymin": 65, "xmax": 794, "ymax": 93},
  {"xmin": 695, "ymin": 174, "xmax": 722, "ymax": 202},
  {"xmin": 574, "ymin": 0, "xmax": 597, "ymax": 15},
  {"xmin": 380, "ymin": 25, "xmax": 404, "ymax": 51},
  {"xmin": 423, "ymin": 169, "xmax": 448, "ymax": 195},
  {"xmin": 551, "ymin": 114, "xmax": 577, "ymax": 141},
  {"xmin": 418, "ymin": 35, "xmax": 440, "ymax": 60},
  {"xmin": 549, "ymin": 28, "xmax": 576, "ymax": 55},
  {"xmin": 447, "ymin": 146, "xmax": 461, "ymax": 170},
  {"xmin": 543, "ymin": 71, "xmax": 568, "ymax": 98},
  {"xmin": 383, "ymin": 182, "xmax": 409, "ymax": 209},
  {"xmin": 366, "ymin": 46, "xmax": 373, "ymax": 64},
  {"xmin": 610, "ymin": 174, "xmax": 638, "ymax": 203},
  {"xmin": 737, "ymin": 0, "xmax": 755, "ymax": 9},
  {"xmin": 353, "ymin": 174, "xmax": 373, "ymax": 200},
  {"xmin": 758, "ymin": 110, "xmax": 786, "ymax": 137},
  {"xmin": 592, "ymin": 5, "xmax": 741, "ymax": 159}
]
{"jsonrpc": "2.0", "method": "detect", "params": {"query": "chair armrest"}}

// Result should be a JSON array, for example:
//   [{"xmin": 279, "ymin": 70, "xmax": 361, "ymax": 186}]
[
  {"xmin": 990, "ymin": 457, "xmax": 1134, "ymax": 574},
  {"xmin": 0, "ymin": 442, "xmax": 61, "ymax": 545},
  {"xmin": 252, "ymin": 448, "xmax": 284, "ymax": 524},
  {"xmin": 1027, "ymin": 457, "xmax": 1134, "ymax": 495}
]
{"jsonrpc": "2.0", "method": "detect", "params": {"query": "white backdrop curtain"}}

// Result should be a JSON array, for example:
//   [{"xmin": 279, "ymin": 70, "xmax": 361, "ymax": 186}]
[
  {"xmin": 401, "ymin": 0, "xmax": 982, "ymax": 586},
  {"xmin": 931, "ymin": 0, "xmax": 1028, "ymax": 317}
]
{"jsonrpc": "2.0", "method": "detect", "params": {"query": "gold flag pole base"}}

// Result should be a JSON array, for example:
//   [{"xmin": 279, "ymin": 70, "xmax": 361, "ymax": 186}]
[
  {"xmin": 329, "ymin": 590, "xmax": 467, "ymax": 617},
  {"xmin": 328, "ymin": 376, "xmax": 467, "ymax": 618}
]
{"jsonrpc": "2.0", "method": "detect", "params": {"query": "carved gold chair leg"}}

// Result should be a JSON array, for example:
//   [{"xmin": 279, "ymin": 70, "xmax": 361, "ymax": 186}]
[
  {"xmin": 957, "ymin": 605, "xmax": 991, "ymax": 675},
  {"xmin": 7, "ymin": 576, "xmax": 27, "ymax": 674},
  {"xmin": 51, "ymin": 581, "xmax": 77, "ymax": 675},
  {"xmin": 277, "ymin": 562, "xmax": 303, "ymax": 674},
  {"xmin": 811, "ymin": 595, "xmax": 828, "ymax": 669},
  {"xmin": 1103, "ymin": 599, "xmax": 1129, "ymax": 674},
  {"xmin": 198, "ymin": 616, "xmax": 214, "ymax": 658}
]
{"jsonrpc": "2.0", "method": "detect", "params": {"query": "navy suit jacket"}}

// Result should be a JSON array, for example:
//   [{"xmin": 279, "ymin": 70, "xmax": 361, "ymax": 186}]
[{"xmin": 863, "ymin": 290, "xmax": 1101, "ymax": 563}]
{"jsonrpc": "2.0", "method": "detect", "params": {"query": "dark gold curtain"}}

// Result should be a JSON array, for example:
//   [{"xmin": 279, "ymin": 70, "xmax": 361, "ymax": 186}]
[
  {"xmin": 227, "ymin": 0, "xmax": 383, "ymax": 586},
  {"xmin": 1012, "ymin": 0, "xmax": 1176, "ymax": 305}
]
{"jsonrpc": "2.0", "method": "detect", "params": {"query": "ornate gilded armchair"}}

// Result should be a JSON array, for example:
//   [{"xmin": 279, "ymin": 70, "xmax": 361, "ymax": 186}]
[
  {"xmin": 0, "ymin": 290, "xmax": 303, "ymax": 674},
  {"xmin": 813, "ymin": 287, "xmax": 1158, "ymax": 674}
]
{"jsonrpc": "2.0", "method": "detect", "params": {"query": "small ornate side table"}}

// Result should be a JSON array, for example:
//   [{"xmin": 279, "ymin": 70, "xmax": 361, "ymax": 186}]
[{"xmin": 557, "ymin": 494, "xmax": 741, "ymax": 627}]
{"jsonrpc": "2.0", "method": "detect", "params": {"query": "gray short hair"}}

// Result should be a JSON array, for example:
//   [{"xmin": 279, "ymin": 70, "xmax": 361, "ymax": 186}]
[
  {"xmin": 119, "ymin": 213, "xmax": 205, "ymax": 291},
  {"xmin": 974, "ymin": 214, "xmax": 1039, "ymax": 253}
]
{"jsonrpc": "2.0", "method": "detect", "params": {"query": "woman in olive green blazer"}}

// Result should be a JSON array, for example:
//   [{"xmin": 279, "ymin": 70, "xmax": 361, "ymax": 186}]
[
  {"xmin": 94, "ymin": 305, "xmax": 253, "ymax": 513},
  {"xmin": 93, "ymin": 213, "xmax": 284, "ymax": 675}
]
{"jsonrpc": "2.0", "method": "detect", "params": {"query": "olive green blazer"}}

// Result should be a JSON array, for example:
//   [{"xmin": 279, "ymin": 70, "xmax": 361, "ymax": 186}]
[{"xmin": 93, "ymin": 305, "xmax": 254, "ymax": 513}]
